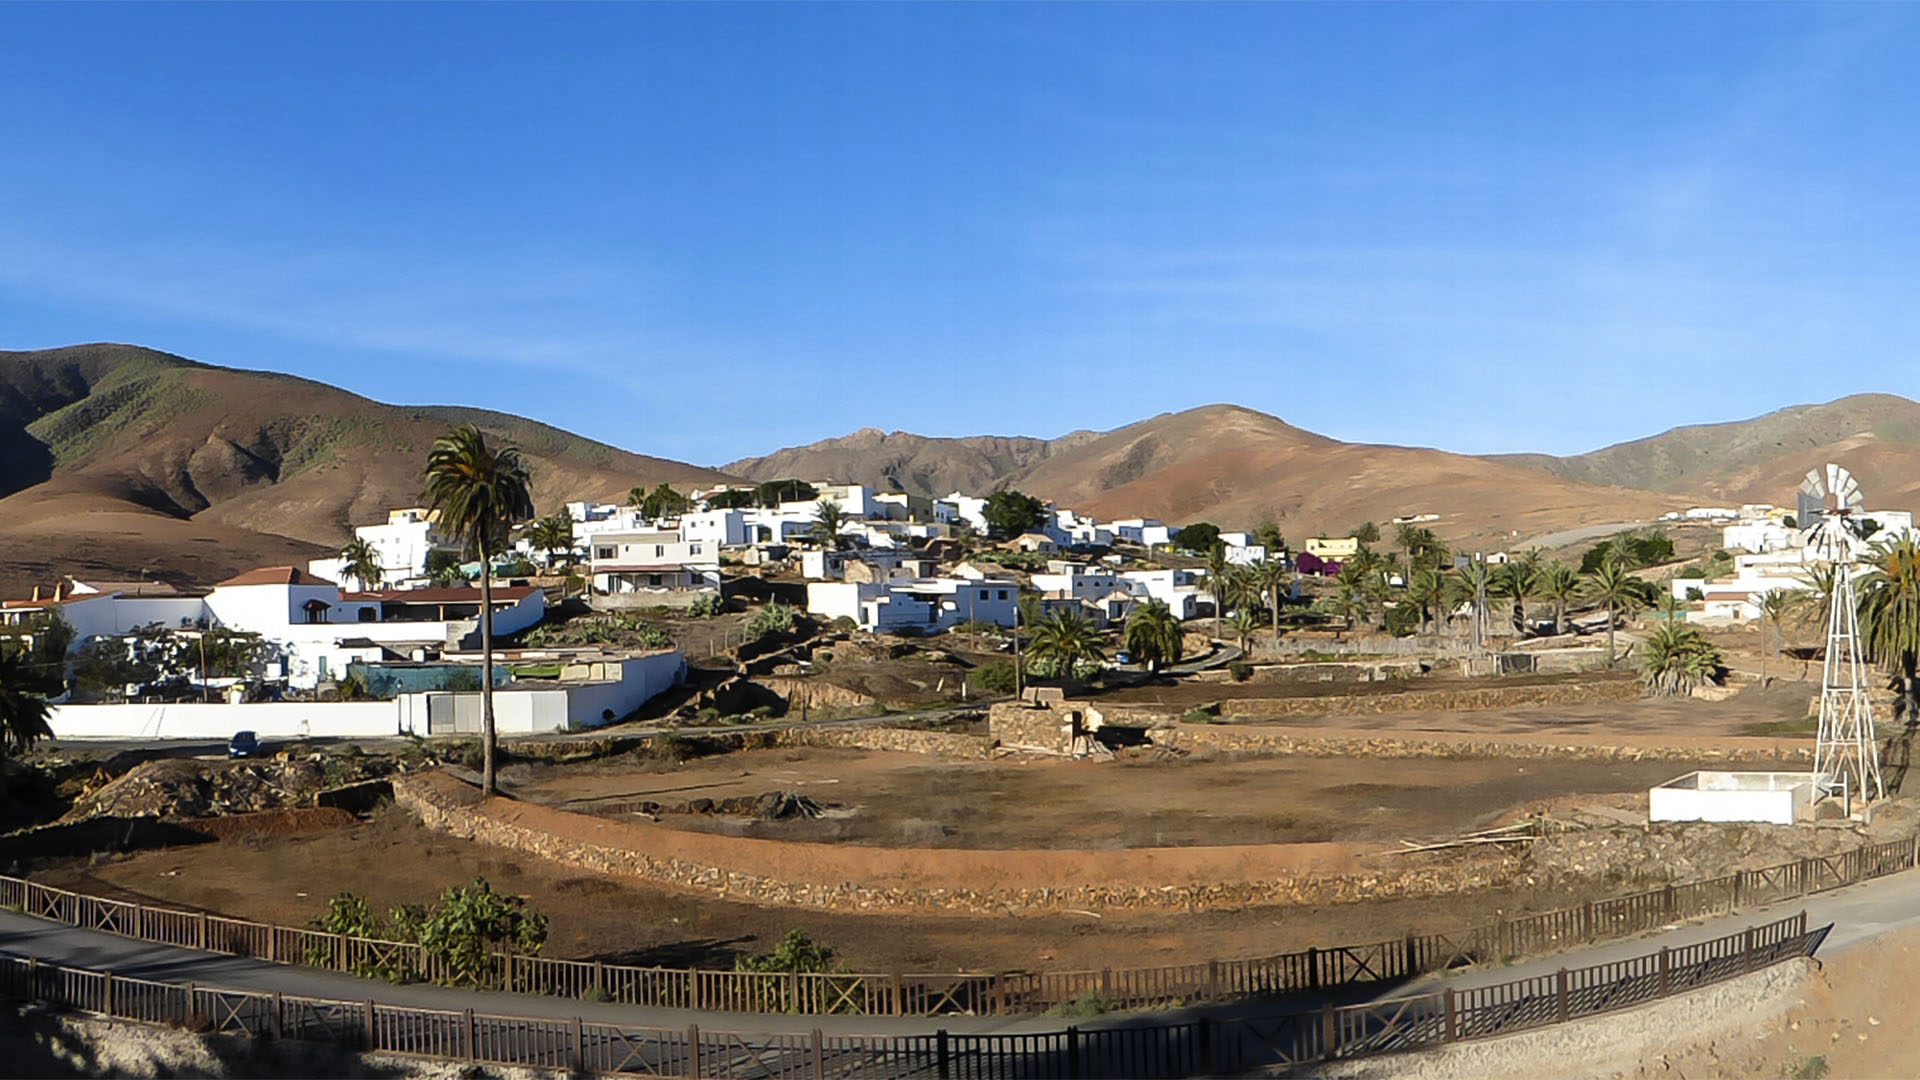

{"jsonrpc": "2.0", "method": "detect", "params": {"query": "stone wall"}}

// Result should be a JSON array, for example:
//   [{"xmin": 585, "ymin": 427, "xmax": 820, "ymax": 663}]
[
  {"xmin": 1156, "ymin": 722, "xmax": 1813, "ymax": 764},
  {"xmin": 1205, "ymin": 676, "xmax": 1643, "ymax": 718},
  {"xmin": 775, "ymin": 724, "xmax": 991, "ymax": 760},
  {"xmin": 395, "ymin": 771, "xmax": 1513, "ymax": 915}
]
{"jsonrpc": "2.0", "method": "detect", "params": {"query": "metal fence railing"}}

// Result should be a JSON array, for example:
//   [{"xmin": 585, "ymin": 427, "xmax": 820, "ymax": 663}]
[
  {"xmin": 0, "ymin": 912, "xmax": 1820, "ymax": 1077},
  {"xmin": 1, "ymin": 834, "xmax": 1906, "ymax": 1017}
]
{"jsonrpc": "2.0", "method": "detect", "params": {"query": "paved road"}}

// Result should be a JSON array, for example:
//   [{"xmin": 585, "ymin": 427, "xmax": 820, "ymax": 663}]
[
  {"xmin": 5, "ymin": 866, "xmax": 1914, "ymax": 1039},
  {"xmin": 1517, "ymin": 521, "xmax": 1655, "ymax": 552}
]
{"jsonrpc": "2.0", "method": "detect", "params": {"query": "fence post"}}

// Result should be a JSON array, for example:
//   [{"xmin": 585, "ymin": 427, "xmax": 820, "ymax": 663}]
[
  {"xmin": 197, "ymin": 911, "xmax": 209, "ymax": 951},
  {"xmin": 1321, "ymin": 1003, "xmax": 1338, "ymax": 1061},
  {"xmin": 811, "ymin": 1028, "xmax": 826, "ymax": 1080},
  {"xmin": 1664, "ymin": 884, "xmax": 1676, "ymax": 919},
  {"xmin": 1744, "ymin": 928, "xmax": 1757, "ymax": 973},
  {"xmin": 1306, "ymin": 947, "xmax": 1321, "ymax": 990},
  {"xmin": 789, "ymin": 968, "xmax": 801, "ymax": 1013},
  {"xmin": 186, "ymin": 982, "xmax": 198, "ymax": 1027},
  {"xmin": 1659, "ymin": 947, "xmax": 1671, "ymax": 996},
  {"xmin": 937, "ymin": 1028, "xmax": 950, "ymax": 1080},
  {"xmin": 265, "ymin": 924, "xmax": 276, "ymax": 963},
  {"xmin": 273, "ymin": 992, "xmax": 283, "ymax": 1040},
  {"xmin": 1556, "ymin": 968, "xmax": 1569, "ymax": 1022},
  {"xmin": 103, "ymin": 969, "xmax": 114, "ymax": 1016},
  {"xmin": 338, "ymin": 933, "xmax": 348, "ymax": 972},
  {"xmin": 594, "ymin": 959, "xmax": 606, "ymax": 999},
  {"xmin": 364, "ymin": 1000, "xmax": 376, "ymax": 1051},
  {"xmin": 891, "ymin": 971, "xmax": 904, "ymax": 1015},
  {"xmin": 1101, "ymin": 967, "xmax": 1113, "ymax": 1003},
  {"xmin": 1199, "ymin": 1015, "xmax": 1215, "ymax": 1074},
  {"xmin": 1403, "ymin": 934, "xmax": 1417, "ymax": 975},
  {"xmin": 1733, "ymin": 869, "xmax": 1745, "ymax": 910},
  {"xmin": 1799, "ymin": 909, "xmax": 1808, "ymax": 938},
  {"xmin": 1442, "ymin": 987, "xmax": 1456, "ymax": 1042},
  {"xmin": 1583, "ymin": 900, "xmax": 1596, "ymax": 943},
  {"xmin": 687, "ymin": 1024, "xmax": 702, "ymax": 1080},
  {"xmin": 1065, "ymin": 1026, "xmax": 1081, "ymax": 1080},
  {"xmin": 463, "ymin": 1007, "xmax": 475, "ymax": 1060},
  {"xmin": 571, "ymin": 1016, "xmax": 584, "ymax": 1073},
  {"xmin": 135, "ymin": 903, "xmax": 145, "ymax": 942},
  {"xmin": 1207, "ymin": 958, "xmax": 1220, "ymax": 1001}
]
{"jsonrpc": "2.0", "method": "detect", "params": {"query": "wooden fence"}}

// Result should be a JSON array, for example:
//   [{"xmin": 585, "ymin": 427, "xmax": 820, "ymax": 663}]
[
  {"xmin": 0, "ymin": 834, "xmax": 1908, "ymax": 1017},
  {"xmin": 0, "ymin": 912, "xmax": 1821, "ymax": 1077}
]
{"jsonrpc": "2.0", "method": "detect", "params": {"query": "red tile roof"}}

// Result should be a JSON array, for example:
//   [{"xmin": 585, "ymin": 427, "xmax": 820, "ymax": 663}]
[{"xmin": 215, "ymin": 566, "xmax": 338, "ymax": 588}]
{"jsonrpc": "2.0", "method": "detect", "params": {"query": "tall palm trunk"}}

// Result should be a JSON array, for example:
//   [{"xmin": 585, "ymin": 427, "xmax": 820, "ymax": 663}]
[
  {"xmin": 1269, "ymin": 587, "xmax": 1281, "ymax": 642},
  {"xmin": 480, "ymin": 542, "xmax": 497, "ymax": 797}
]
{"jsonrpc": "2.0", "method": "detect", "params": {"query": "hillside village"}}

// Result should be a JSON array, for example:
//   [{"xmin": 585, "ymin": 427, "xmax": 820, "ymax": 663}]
[{"xmin": 7, "ymin": 453, "xmax": 1912, "ymax": 748}]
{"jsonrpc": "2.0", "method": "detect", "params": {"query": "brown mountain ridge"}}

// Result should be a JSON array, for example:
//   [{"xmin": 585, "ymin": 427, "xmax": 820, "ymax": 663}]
[{"xmin": 0, "ymin": 344, "xmax": 735, "ymax": 594}]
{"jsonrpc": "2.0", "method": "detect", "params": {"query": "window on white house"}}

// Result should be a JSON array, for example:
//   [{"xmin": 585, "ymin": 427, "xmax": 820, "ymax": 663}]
[
  {"xmin": 655, "ymin": 545, "xmax": 664, "ymax": 557},
  {"xmin": 998, "ymin": 590, "xmax": 1008, "ymax": 600},
  {"xmin": 596, "ymin": 547, "xmax": 614, "ymax": 560}
]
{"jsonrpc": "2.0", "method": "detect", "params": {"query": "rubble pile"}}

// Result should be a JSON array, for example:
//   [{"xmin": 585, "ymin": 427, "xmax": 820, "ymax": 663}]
[
  {"xmin": 624, "ymin": 790, "xmax": 829, "ymax": 820},
  {"xmin": 61, "ymin": 753, "xmax": 397, "ymax": 822}
]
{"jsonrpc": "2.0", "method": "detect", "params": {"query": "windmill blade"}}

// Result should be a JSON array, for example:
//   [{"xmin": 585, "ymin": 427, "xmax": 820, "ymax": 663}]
[
  {"xmin": 1834, "ymin": 470, "xmax": 1863, "ymax": 509},
  {"xmin": 1827, "ymin": 462, "xmax": 1844, "ymax": 498},
  {"xmin": 1802, "ymin": 467, "xmax": 1829, "ymax": 499}
]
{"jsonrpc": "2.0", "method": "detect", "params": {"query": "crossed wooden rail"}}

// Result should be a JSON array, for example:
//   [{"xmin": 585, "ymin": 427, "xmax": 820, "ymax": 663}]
[
  {"xmin": 0, "ymin": 912, "xmax": 1821, "ymax": 1077},
  {"xmin": 0, "ymin": 832, "xmax": 1907, "ymax": 1016}
]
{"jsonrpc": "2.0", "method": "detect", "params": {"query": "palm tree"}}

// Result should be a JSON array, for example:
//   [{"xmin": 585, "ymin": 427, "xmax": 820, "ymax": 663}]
[
  {"xmin": 1640, "ymin": 622, "xmax": 1724, "ymax": 697},
  {"xmin": 424, "ymin": 425, "xmax": 534, "ymax": 797},
  {"xmin": 1757, "ymin": 588, "xmax": 1799, "ymax": 687},
  {"xmin": 1536, "ymin": 562, "xmax": 1578, "ymax": 637},
  {"xmin": 810, "ymin": 500, "xmax": 847, "ymax": 550},
  {"xmin": 1253, "ymin": 557, "xmax": 1292, "ymax": 640},
  {"xmin": 0, "ymin": 649, "xmax": 53, "ymax": 757},
  {"xmin": 1490, "ymin": 561, "xmax": 1536, "ymax": 636},
  {"xmin": 1228, "ymin": 608, "xmax": 1260, "ymax": 652},
  {"xmin": 1445, "ymin": 561, "xmax": 1492, "ymax": 645},
  {"xmin": 1408, "ymin": 568, "xmax": 1446, "ymax": 633},
  {"xmin": 1334, "ymin": 563, "xmax": 1371, "ymax": 636},
  {"xmin": 1027, "ymin": 608, "xmax": 1106, "ymax": 680},
  {"xmin": 1579, "ymin": 560, "xmax": 1651, "ymax": 669},
  {"xmin": 339, "ymin": 536, "xmax": 383, "ymax": 591},
  {"xmin": 1859, "ymin": 537, "xmax": 1920, "ymax": 719},
  {"xmin": 1204, "ymin": 544, "xmax": 1232, "ymax": 639},
  {"xmin": 526, "ymin": 512, "xmax": 575, "ymax": 568},
  {"xmin": 1124, "ymin": 600, "xmax": 1184, "ymax": 674}
]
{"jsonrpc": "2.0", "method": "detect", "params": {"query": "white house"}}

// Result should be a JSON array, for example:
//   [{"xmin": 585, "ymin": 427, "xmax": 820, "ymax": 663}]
[
  {"xmin": 1723, "ymin": 520, "xmax": 1800, "ymax": 555},
  {"xmin": 1110, "ymin": 519, "xmax": 1172, "ymax": 547},
  {"xmin": 944, "ymin": 493, "xmax": 991, "ymax": 533},
  {"xmin": 588, "ymin": 530, "xmax": 722, "ymax": 595},
  {"xmin": 1118, "ymin": 569, "xmax": 1208, "ymax": 620},
  {"xmin": 807, "ymin": 575, "xmax": 1019, "ymax": 633},
  {"xmin": 307, "ymin": 507, "xmax": 464, "ymax": 588}
]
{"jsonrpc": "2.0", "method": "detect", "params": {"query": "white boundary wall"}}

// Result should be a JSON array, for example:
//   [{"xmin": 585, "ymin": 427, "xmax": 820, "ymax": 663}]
[
  {"xmin": 48, "ymin": 701, "xmax": 401, "ymax": 740},
  {"xmin": 1649, "ymin": 771, "xmax": 1815, "ymax": 826}
]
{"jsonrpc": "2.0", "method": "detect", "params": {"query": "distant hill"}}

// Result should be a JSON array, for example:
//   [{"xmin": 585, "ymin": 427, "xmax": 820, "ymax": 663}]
[
  {"xmin": 0, "ymin": 344, "xmax": 736, "ymax": 593},
  {"xmin": 1493, "ymin": 394, "xmax": 1920, "ymax": 512},
  {"xmin": 732, "ymin": 404, "xmax": 1678, "ymax": 544}
]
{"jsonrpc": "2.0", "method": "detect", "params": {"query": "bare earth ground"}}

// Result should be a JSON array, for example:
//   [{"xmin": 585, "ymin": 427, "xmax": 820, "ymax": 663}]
[
  {"xmin": 40, "ymin": 808, "xmax": 1613, "ymax": 975},
  {"xmin": 1091, "ymin": 676, "xmax": 1819, "ymax": 740},
  {"xmin": 502, "ymin": 746, "xmax": 1714, "ymax": 849}
]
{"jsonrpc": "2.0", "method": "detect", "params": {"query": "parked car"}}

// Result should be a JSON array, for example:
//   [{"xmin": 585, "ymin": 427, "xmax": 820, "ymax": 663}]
[{"xmin": 227, "ymin": 730, "xmax": 260, "ymax": 759}]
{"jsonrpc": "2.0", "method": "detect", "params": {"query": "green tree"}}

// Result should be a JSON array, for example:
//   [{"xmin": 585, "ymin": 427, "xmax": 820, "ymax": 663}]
[
  {"xmin": 736, "ymin": 929, "xmax": 837, "ymax": 974},
  {"xmin": 1227, "ymin": 607, "xmax": 1260, "ymax": 652},
  {"xmin": 340, "ymin": 536, "xmax": 384, "ymax": 590},
  {"xmin": 637, "ymin": 482, "xmax": 692, "ymax": 521},
  {"xmin": 1640, "ymin": 622, "xmax": 1724, "ymax": 697},
  {"xmin": 1123, "ymin": 600, "xmax": 1184, "ymax": 673},
  {"xmin": 1253, "ymin": 557, "xmax": 1293, "ymax": 639},
  {"xmin": 417, "ymin": 877, "xmax": 549, "ymax": 987},
  {"xmin": 982, "ymin": 490, "xmax": 1046, "ymax": 539},
  {"xmin": 1579, "ymin": 560, "xmax": 1652, "ymax": 669},
  {"xmin": 752, "ymin": 479, "xmax": 817, "ymax": 508},
  {"xmin": 705, "ymin": 488, "xmax": 760, "ymax": 510},
  {"xmin": 1408, "ymin": 568, "xmax": 1447, "ymax": 632},
  {"xmin": 1173, "ymin": 522, "xmax": 1222, "ymax": 554},
  {"xmin": 1536, "ymin": 562, "xmax": 1579, "ymax": 636},
  {"xmin": 810, "ymin": 499, "xmax": 847, "ymax": 550},
  {"xmin": 1490, "ymin": 561, "xmax": 1537, "ymax": 635},
  {"xmin": 525, "ymin": 512, "xmax": 575, "ymax": 567},
  {"xmin": 1446, "ymin": 561, "xmax": 1494, "ymax": 643},
  {"xmin": 1756, "ymin": 588, "xmax": 1799, "ymax": 686},
  {"xmin": 424, "ymin": 425, "xmax": 534, "ymax": 796},
  {"xmin": 1859, "ymin": 537, "xmax": 1920, "ymax": 718},
  {"xmin": 1252, "ymin": 520, "xmax": 1285, "ymax": 553},
  {"xmin": 1349, "ymin": 520, "xmax": 1381, "ymax": 546},
  {"xmin": 1027, "ymin": 608, "xmax": 1106, "ymax": 677},
  {"xmin": 0, "ymin": 649, "xmax": 53, "ymax": 757},
  {"xmin": 1205, "ymin": 545, "xmax": 1234, "ymax": 638}
]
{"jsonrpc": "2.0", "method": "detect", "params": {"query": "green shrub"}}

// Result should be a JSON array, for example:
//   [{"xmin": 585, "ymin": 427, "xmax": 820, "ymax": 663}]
[
  {"xmin": 1182, "ymin": 706, "xmax": 1218, "ymax": 724},
  {"xmin": 1227, "ymin": 660, "xmax": 1252, "ymax": 682},
  {"xmin": 746, "ymin": 602, "xmax": 798, "ymax": 639},
  {"xmin": 972, "ymin": 659, "xmax": 1018, "ymax": 695},
  {"xmin": 830, "ymin": 616, "xmax": 858, "ymax": 633},
  {"xmin": 736, "ymin": 929, "xmax": 837, "ymax": 974},
  {"xmin": 688, "ymin": 592, "xmax": 726, "ymax": 618}
]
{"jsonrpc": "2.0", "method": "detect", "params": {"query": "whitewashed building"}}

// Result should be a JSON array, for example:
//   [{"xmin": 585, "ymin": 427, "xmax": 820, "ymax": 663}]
[{"xmin": 807, "ymin": 575, "xmax": 1020, "ymax": 633}]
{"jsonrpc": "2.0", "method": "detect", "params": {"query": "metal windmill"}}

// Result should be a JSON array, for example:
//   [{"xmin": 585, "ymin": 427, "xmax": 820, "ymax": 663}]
[{"xmin": 1800, "ymin": 463, "xmax": 1884, "ymax": 806}]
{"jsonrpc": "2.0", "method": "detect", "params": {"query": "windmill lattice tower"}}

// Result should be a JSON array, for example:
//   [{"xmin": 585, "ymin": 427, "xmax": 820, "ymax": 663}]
[{"xmin": 1800, "ymin": 464, "xmax": 1885, "ymax": 805}]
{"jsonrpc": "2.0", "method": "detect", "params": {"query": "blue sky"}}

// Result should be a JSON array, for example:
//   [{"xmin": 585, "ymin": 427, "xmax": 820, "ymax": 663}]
[{"xmin": 4, "ymin": 4, "xmax": 1918, "ymax": 466}]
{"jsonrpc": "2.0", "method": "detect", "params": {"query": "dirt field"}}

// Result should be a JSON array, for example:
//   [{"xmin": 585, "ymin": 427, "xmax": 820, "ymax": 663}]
[
  {"xmin": 43, "ymin": 808, "xmax": 1612, "ymax": 974},
  {"xmin": 502, "ymin": 746, "xmax": 1713, "ymax": 849},
  {"xmin": 1091, "ymin": 676, "xmax": 1819, "ymax": 741}
]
